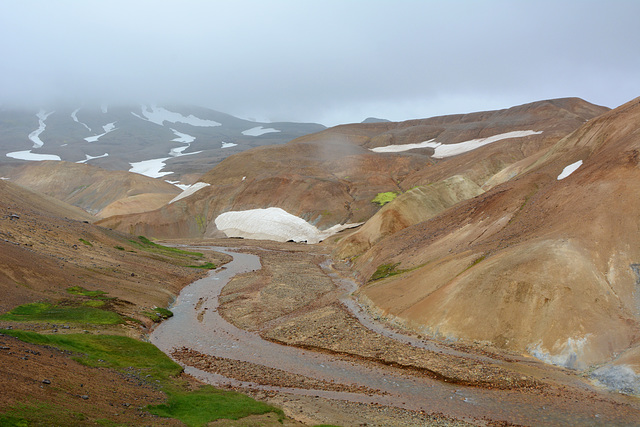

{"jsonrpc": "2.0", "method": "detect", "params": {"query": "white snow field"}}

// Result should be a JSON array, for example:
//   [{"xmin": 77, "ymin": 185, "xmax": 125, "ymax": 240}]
[
  {"xmin": 84, "ymin": 122, "xmax": 117, "ymax": 142},
  {"xmin": 133, "ymin": 105, "xmax": 221, "ymax": 127},
  {"xmin": 6, "ymin": 150, "xmax": 61, "ymax": 161},
  {"xmin": 28, "ymin": 109, "xmax": 54, "ymax": 148},
  {"xmin": 557, "ymin": 160, "xmax": 583, "ymax": 180},
  {"xmin": 129, "ymin": 157, "xmax": 172, "ymax": 178},
  {"xmin": 215, "ymin": 207, "xmax": 361, "ymax": 244},
  {"xmin": 371, "ymin": 130, "xmax": 542, "ymax": 158},
  {"xmin": 77, "ymin": 153, "xmax": 109, "ymax": 164},
  {"xmin": 169, "ymin": 182, "xmax": 211, "ymax": 204},
  {"xmin": 221, "ymin": 141, "xmax": 238, "ymax": 148},
  {"xmin": 241, "ymin": 126, "xmax": 281, "ymax": 136}
]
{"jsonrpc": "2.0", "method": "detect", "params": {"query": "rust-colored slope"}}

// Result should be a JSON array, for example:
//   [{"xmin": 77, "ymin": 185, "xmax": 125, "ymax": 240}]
[
  {"xmin": 335, "ymin": 98, "xmax": 609, "ymax": 257},
  {"xmin": 354, "ymin": 97, "xmax": 640, "ymax": 369},
  {"xmin": 98, "ymin": 98, "xmax": 605, "ymax": 240},
  {"xmin": 0, "ymin": 161, "xmax": 180, "ymax": 217}
]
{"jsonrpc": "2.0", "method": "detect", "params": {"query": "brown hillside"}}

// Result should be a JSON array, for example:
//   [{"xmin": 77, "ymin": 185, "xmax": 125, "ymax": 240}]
[
  {"xmin": 98, "ymin": 98, "xmax": 607, "ymax": 240},
  {"xmin": 0, "ymin": 179, "xmax": 212, "ymax": 318},
  {"xmin": 0, "ymin": 161, "xmax": 180, "ymax": 217},
  {"xmin": 352, "ymin": 97, "xmax": 640, "ymax": 369}
]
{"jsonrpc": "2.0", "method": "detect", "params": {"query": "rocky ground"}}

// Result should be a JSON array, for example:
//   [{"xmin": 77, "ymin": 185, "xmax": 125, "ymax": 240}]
[{"xmin": 178, "ymin": 238, "xmax": 640, "ymax": 426}]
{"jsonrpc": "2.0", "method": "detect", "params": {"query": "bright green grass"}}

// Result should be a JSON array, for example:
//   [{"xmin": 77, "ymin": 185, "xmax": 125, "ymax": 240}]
[
  {"xmin": 148, "ymin": 385, "xmax": 284, "ymax": 427},
  {"xmin": 187, "ymin": 262, "xmax": 217, "ymax": 269},
  {"xmin": 371, "ymin": 191, "xmax": 399, "ymax": 207},
  {"xmin": 66, "ymin": 285, "xmax": 107, "ymax": 298},
  {"xmin": 0, "ymin": 302, "xmax": 123, "ymax": 325},
  {"xmin": 0, "ymin": 330, "xmax": 283, "ymax": 426}
]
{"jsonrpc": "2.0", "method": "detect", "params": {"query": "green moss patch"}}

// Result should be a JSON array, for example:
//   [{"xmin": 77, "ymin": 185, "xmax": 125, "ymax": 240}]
[
  {"xmin": 143, "ymin": 307, "xmax": 174, "ymax": 323},
  {"xmin": 371, "ymin": 191, "xmax": 399, "ymax": 207}
]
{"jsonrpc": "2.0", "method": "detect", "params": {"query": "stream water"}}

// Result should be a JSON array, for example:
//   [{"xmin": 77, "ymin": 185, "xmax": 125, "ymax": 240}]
[{"xmin": 151, "ymin": 247, "xmax": 640, "ymax": 425}]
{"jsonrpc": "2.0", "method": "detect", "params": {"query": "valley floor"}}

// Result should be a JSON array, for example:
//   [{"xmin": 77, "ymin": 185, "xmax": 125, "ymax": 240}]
[{"xmin": 152, "ymin": 239, "xmax": 640, "ymax": 426}]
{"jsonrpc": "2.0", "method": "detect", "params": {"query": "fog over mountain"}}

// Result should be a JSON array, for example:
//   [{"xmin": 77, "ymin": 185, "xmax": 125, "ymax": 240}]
[{"xmin": 1, "ymin": 0, "xmax": 639, "ymax": 126}]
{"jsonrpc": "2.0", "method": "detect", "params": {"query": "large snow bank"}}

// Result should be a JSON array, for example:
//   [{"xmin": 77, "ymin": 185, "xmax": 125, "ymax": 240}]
[
  {"xmin": 371, "ymin": 130, "xmax": 543, "ymax": 158},
  {"xmin": 215, "ymin": 207, "xmax": 360, "ymax": 244}
]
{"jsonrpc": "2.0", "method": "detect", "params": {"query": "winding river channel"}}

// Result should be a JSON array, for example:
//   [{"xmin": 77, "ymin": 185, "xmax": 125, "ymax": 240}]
[{"xmin": 151, "ymin": 247, "xmax": 640, "ymax": 425}]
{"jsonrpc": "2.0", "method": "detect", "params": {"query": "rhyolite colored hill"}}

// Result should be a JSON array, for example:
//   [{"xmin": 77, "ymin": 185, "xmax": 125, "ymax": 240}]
[
  {"xmin": 343, "ymin": 97, "xmax": 640, "ymax": 393},
  {"xmin": 0, "ymin": 160, "xmax": 181, "ymax": 218},
  {"xmin": 97, "ymin": 98, "xmax": 608, "ymax": 242}
]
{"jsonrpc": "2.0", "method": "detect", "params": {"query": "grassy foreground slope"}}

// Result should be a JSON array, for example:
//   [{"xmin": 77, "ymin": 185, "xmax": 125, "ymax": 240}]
[{"xmin": 0, "ymin": 179, "xmax": 288, "ymax": 426}]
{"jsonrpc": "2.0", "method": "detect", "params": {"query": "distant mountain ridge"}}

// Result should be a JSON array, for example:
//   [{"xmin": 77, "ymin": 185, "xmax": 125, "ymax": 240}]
[{"xmin": 0, "ymin": 104, "xmax": 325, "ymax": 185}]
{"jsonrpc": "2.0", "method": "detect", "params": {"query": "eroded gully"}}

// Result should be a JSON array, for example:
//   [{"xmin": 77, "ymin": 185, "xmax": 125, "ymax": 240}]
[{"xmin": 150, "ymin": 247, "xmax": 640, "ymax": 426}]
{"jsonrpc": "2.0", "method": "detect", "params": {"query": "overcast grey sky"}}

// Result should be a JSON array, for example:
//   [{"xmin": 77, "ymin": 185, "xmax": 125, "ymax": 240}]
[{"xmin": 1, "ymin": 0, "xmax": 639, "ymax": 125}]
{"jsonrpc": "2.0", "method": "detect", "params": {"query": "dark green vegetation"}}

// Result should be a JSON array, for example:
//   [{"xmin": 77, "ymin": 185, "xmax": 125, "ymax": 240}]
[
  {"xmin": 78, "ymin": 238, "xmax": 93, "ymax": 246},
  {"xmin": 187, "ymin": 261, "xmax": 217, "ymax": 269},
  {"xmin": 128, "ymin": 236, "xmax": 215, "ymax": 269},
  {"xmin": 143, "ymin": 307, "xmax": 174, "ymax": 322},
  {"xmin": 0, "ymin": 402, "xmax": 90, "ymax": 426},
  {"xmin": 370, "ymin": 262, "xmax": 405, "ymax": 281},
  {"xmin": 0, "ymin": 302, "xmax": 123, "ymax": 325},
  {"xmin": 129, "ymin": 236, "xmax": 203, "ymax": 257},
  {"xmin": 0, "ymin": 330, "xmax": 283, "ymax": 426}
]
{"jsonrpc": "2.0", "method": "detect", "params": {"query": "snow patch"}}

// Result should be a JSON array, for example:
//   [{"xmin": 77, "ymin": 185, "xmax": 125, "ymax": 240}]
[
  {"xmin": 528, "ymin": 336, "xmax": 590, "ymax": 370},
  {"xmin": 169, "ymin": 182, "xmax": 210, "ymax": 204},
  {"xmin": 84, "ymin": 122, "xmax": 117, "ymax": 142},
  {"xmin": 135, "ymin": 105, "xmax": 221, "ymax": 127},
  {"xmin": 165, "ymin": 180, "xmax": 191, "ymax": 191},
  {"xmin": 371, "ymin": 130, "xmax": 543, "ymax": 158},
  {"xmin": 129, "ymin": 157, "xmax": 172, "ymax": 178},
  {"xmin": 71, "ymin": 108, "xmax": 91, "ymax": 132},
  {"xmin": 77, "ymin": 153, "xmax": 109, "ymax": 164},
  {"xmin": 6, "ymin": 150, "xmax": 61, "ymax": 161},
  {"xmin": 557, "ymin": 160, "xmax": 583, "ymax": 180},
  {"xmin": 101, "ymin": 104, "xmax": 108, "ymax": 114},
  {"xmin": 221, "ymin": 141, "xmax": 237, "ymax": 148},
  {"xmin": 28, "ymin": 109, "xmax": 54, "ymax": 148},
  {"xmin": 241, "ymin": 126, "xmax": 281, "ymax": 136},
  {"xmin": 171, "ymin": 129, "xmax": 195, "ymax": 144},
  {"xmin": 215, "ymin": 207, "xmax": 361, "ymax": 244}
]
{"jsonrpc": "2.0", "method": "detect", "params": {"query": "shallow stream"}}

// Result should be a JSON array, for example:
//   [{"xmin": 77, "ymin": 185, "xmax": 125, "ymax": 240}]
[{"xmin": 151, "ymin": 247, "xmax": 640, "ymax": 425}]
